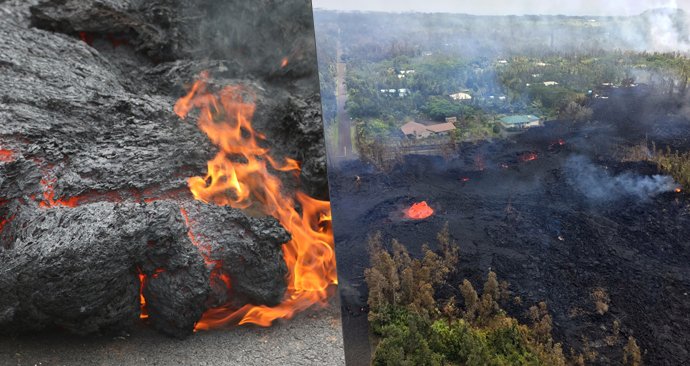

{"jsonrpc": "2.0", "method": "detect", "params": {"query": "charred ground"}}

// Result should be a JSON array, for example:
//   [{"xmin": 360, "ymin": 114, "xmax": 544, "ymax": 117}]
[{"xmin": 329, "ymin": 85, "xmax": 690, "ymax": 365}]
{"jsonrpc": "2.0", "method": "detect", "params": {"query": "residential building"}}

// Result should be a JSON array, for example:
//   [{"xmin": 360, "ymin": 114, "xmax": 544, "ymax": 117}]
[
  {"xmin": 401, "ymin": 121, "xmax": 456, "ymax": 139},
  {"xmin": 499, "ymin": 115, "xmax": 542, "ymax": 131}
]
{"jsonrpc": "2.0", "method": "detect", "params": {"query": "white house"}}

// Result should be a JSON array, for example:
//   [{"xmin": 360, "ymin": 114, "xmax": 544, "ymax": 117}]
[
  {"xmin": 543, "ymin": 81, "xmax": 559, "ymax": 86},
  {"xmin": 449, "ymin": 92, "xmax": 472, "ymax": 101}
]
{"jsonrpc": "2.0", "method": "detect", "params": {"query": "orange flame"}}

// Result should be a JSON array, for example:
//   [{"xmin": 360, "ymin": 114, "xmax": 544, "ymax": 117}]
[
  {"xmin": 138, "ymin": 271, "xmax": 148, "ymax": 320},
  {"xmin": 676, "ymin": 187, "xmax": 682, "ymax": 193},
  {"xmin": 405, "ymin": 201, "xmax": 434, "ymax": 220},
  {"xmin": 174, "ymin": 73, "xmax": 337, "ymax": 328},
  {"xmin": 280, "ymin": 57, "xmax": 289, "ymax": 68}
]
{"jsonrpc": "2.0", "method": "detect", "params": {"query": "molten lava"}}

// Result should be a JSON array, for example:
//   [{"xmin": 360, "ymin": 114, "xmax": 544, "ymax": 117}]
[
  {"xmin": 138, "ymin": 271, "xmax": 148, "ymax": 320},
  {"xmin": 39, "ymin": 178, "xmax": 80, "ymax": 208},
  {"xmin": 405, "ymin": 201, "xmax": 434, "ymax": 220},
  {"xmin": 0, "ymin": 215, "xmax": 14, "ymax": 234},
  {"xmin": 174, "ymin": 72, "xmax": 337, "ymax": 328},
  {"xmin": 519, "ymin": 152, "xmax": 538, "ymax": 162},
  {"xmin": 0, "ymin": 149, "xmax": 14, "ymax": 162},
  {"xmin": 78, "ymin": 32, "xmax": 95, "ymax": 46}
]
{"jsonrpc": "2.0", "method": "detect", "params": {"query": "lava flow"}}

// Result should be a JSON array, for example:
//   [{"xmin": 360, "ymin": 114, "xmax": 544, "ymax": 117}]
[
  {"xmin": 174, "ymin": 72, "xmax": 337, "ymax": 328},
  {"xmin": 39, "ymin": 178, "xmax": 80, "ymax": 208},
  {"xmin": 0, "ymin": 149, "xmax": 14, "ymax": 162},
  {"xmin": 519, "ymin": 152, "xmax": 539, "ymax": 162},
  {"xmin": 405, "ymin": 201, "xmax": 434, "ymax": 220}
]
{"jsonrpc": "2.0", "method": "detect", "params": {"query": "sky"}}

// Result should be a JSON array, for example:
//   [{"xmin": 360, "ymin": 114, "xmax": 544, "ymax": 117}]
[{"xmin": 312, "ymin": 0, "xmax": 690, "ymax": 16}]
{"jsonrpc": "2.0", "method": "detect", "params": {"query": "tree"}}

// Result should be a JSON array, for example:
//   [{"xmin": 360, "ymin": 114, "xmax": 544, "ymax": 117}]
[
  {"xmin": 561, "ymin": 101, "xmax": 593, "ymax": 122},
  {"xmin": 459, "ymin": 279, "xmax": 479, "ymax": 323},
  {"xmin": 591, "ymin": 287, "xmax": 610, "ymax": 315},
  {"xmin": 623, "ymin": 336, "xmax": 643, "ymax": 366}
]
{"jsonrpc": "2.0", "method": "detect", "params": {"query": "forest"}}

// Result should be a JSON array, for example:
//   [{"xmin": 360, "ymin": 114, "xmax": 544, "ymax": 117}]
[{"xmin": 365, "ymin": 225, "xmax": 642, "ymax": 366}]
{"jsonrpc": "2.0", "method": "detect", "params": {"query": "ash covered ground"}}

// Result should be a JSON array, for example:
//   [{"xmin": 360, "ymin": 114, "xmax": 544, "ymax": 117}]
[
  {"xmin": 330, "ymin": 85, "xmax": 690, "ymax": 365},
  {"xmin": 0, "ymin": 0, "xmax": 343, "ymax": 363}
]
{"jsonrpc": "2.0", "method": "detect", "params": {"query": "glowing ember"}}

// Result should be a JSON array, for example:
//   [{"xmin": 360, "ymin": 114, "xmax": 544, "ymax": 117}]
[
  {"xmin": 549, "ymin": 138, "xmax": 566, "ymax": 150},
  {"xmin": 519, "ymin": 152, "xmax": 538, "ymax": 162},
  {"xmin": 174, "ymin": 72, "xmax": 337, "ymax": 328},
  {"xmin": 39, "ymin": 178, "xmax": 80, "ymax": 208},
  {"xmin": 280, "ymin": 57, "xmax": 289, "ymax": 68},
  {"xmin": 138, "ymin": 270, "xmax": 148, "ymax": 320},
  {"xmin": 0, "ymin": 215, "xmax": 14, "ymax": 234},
  {"xmin": 405, "ymin": 201, "xmax": 434, "ymax": 220},
  {"xmin": 0, "ymin": 149, "xmax": 14, "ymax": 162},
  {"xmin": 78, "ymin": 32, "xmax": 94, "ymax": 46}
]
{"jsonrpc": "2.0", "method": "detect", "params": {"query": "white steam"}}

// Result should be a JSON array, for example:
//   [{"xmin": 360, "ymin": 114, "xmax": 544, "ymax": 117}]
[{"xmin": 564, "ymin": 155, "xmax": 677, "ymax": 201}]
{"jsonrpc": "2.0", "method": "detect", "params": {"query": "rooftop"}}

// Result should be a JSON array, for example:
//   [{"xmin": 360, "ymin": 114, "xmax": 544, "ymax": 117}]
[
  {"xmin": 500, "ymin": 115, "xmax": 540, "ymax": 125},
  {"xmin": 400, "ymin": 121, "xmax": 430, "ymax": 136},
  {"xmin": 401, "ymin": 121, "xmax": 456, "ymax": 135},
  {"xmin": 425, "ymin": 122, "xmax": 456, "ymax": 133}
]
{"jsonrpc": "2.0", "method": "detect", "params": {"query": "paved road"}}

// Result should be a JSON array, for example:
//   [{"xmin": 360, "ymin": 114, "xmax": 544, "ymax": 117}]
[
  {"xmin": 335, "ymin": 40, "xmax": 353, "ymax": 160},
  {"xmin": 0, "ymin": 300, "xmax": 345, "ymax": 366}
]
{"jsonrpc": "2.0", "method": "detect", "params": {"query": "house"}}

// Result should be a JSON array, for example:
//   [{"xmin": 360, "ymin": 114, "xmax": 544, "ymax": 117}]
[
  {"xmin": 397, "ymin": 70, "xmax": 415, "ymax": 79},
  {"xmin": 401, "ymin": 121, "xmax": 432, "ymax": 139},
  {"xmin": 499, "ymin": 115, "xmax": 542, "ymax": 131},
  {"xmin": 449, "ymin": 92, "xmax": 472, "ymax": 101},
  {"xmin": 543, "ymin": 81, "xmax": 559, "ymax": 86},
  {"xmin": 425, "ymin": 122, "xmax": 456, "ymax": 134},
  {"xmin": 401, "ymin": 121, "xmax": 456, "ymax": 139},
  {"xmin": 381, "ymin": 88, "xmax": 409, "ymax": 97}
]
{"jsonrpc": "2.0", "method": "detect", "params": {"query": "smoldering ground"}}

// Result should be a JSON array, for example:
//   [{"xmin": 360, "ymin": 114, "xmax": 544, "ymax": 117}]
[{"xmin": 565, "ymin": 154, "xmax": 678, "ymax": 202}]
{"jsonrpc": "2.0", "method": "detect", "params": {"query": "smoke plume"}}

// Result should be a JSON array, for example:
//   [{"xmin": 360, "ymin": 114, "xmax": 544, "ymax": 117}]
[{"xmin": 564, "ymin": 155, "xmax": 677, "ymax": 201}]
